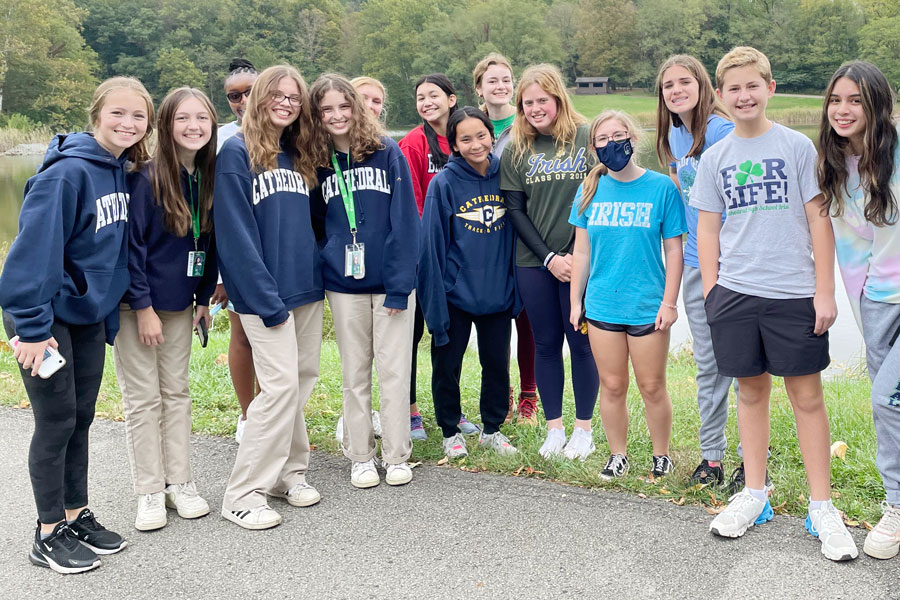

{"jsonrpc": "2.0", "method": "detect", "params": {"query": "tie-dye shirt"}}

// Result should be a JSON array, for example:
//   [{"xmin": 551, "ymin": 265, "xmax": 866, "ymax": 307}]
[{"xmin": 832, "ymin": 150, "xmax": 900, "ymax": 327}]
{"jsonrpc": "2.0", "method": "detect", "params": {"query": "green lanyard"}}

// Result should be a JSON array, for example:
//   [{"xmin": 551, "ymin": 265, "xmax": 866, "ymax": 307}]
[
  {"xmin": 186, "ymin": 171, "xmax": 201, "ymax": 249},
  {"xmin": 331, "ymin": 150, "xmax": 357, "ymax": 240}
]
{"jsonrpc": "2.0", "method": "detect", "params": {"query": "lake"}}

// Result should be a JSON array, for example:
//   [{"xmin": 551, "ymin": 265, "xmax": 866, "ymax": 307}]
[{"xmin": 0, "ymin": 124, "xmax": 866, "ymax": 371}]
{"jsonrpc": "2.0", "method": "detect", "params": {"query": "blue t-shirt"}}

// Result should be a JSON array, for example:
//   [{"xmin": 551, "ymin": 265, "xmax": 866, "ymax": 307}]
[
  {"xmin": 568, "ymin": 170, "xmax": 686, "ymax": 325},
  {"xmin": 669, "ymin": 115, "xmax": 734, "ymax": 268}
]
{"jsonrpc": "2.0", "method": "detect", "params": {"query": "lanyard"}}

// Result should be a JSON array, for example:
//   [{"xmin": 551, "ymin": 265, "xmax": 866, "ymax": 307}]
[
  {"xmin": 331, "ymin": 151, "xmax": 357, "ymax": 240},
  {"xmin": 187, "ymin": 171, "xmax": 201, "ymax": 249}
]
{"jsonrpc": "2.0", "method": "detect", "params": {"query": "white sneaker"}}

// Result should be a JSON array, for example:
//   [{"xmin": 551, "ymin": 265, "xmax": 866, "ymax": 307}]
[
  {"xmin": 164, "ymin": 481, "xmax": 210, "ymax": 519},
  {"xmin": 351, "ymin": 459, "xmax": 380, "ymax": 488},
  {"xmin": 806, "ymin": 501, "xmax": 859, "ymax": 561},
  {"xmin": 709, "ymin": 488, "xmax": 773, "ymax": 538},
  {"xmin": 235, "ymin": 415, "xmax": 247, "ymax": 444},
  {"xmin": 385, "ymin": 462, "xmax": 413, "ymax": 486},
  {"xmin": 442, "ymin": 433, "xmax": 468, "ymax": 459},
  {"xmin": 563, "ymin": 427, "xmax": 595, "ymax": 460},
  {"xmin": 538, "ymin": 427, "xmax": 566, "ymax": 458},
  {"xmin": 222, "ymin": 504, "xmax": 281, "ymax": 530},
  {"xmin": 135, "ymin": 492, "xmax": 167, "ymax": 531},
  {"xmin": 271, "ymin": 481, "xmax": 321, "ymax": 507},
  {"xmin": 479, "ymin": 431, "xmax": 518, "ymax": 456},
  {"xmin": 864, "ymin": 501, "xmax": 900, "ymax": 559}
]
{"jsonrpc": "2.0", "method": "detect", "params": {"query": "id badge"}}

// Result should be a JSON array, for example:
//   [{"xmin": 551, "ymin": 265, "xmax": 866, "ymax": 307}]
[
  {"xmin": 187, "ymin": 251, "xmax": 206, "ymax": 277},
  {"xmin": 344, "ymin": 243, "xmax": 365, "ymax": 279}
]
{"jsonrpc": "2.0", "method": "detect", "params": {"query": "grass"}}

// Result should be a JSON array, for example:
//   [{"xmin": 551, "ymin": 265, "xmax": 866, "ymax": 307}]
[
  {"xmin": 570, "ymin": 92, "xmax": 824, "ymax": 126},
  {"xmin": 0, "ymin": 126, "xmax": 54, "ymax": 153},
  {"xmin": 0, "ymin": 311, "xmax": 883, "ymax": 525}
]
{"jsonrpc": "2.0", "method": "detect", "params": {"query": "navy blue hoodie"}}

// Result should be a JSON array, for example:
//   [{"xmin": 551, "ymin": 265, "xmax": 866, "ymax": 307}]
[
  {"xmin": 313, "ymin": 137, "xmax": 419, "ymax": 309},
  {"xmin": 214, "ymin": 134, "xmax": 323, "ymax": 327},
  {"xmin": 124, "ymin": 163, "xmax": 218, "ymax": 311},
  {"xmin": 418, "ymin": 154, "xmax": 521, "ymax": 346},
  {"xmin": 0, "ymin": 132, "xmax": 131, "ymax": 343}
]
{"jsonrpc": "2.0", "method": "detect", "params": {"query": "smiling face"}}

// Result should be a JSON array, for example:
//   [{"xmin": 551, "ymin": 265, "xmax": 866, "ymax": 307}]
[
  {"xmin": 827, "ymin": 76, "xmax": 867, "ymax": 154},
  {"xmin": 172, "ymin": 96, "xmax": 213, "ymax": 154},
  {"xmin": 477, "ymin": 64, "xmax": 514, "ymax": 109},
  {"xmin": 93, "ymin": 89, "xmax": 150, "ymax": 158},
  {"xmin": 521, "ymin": 83, "xmax": 559, "ymax": 135},
  {"xmin": 416, "ymin": 82, "xmax": 455, "ymax": 125},
  {"xmin": 661, "ymin": 65, "xmax": 700, "ymax": 119},
  {"xmin": 452, "ymin": 116, "xmax": 492, "ymax": 173},
  {"xmin": 319, "ymin": 88, "xmax": 353, "ymax": 142},
  {"xmin": 225, "ymin": 72, "xmax": 257, "ymax": 123},
  {"xmin": 717, "ymin": 65, "xmax": 775, "ymax": 125},
  {"xmin": 356, "ymin": 83, "xmax": 384, "ymax": 119},
  {"xmin": 268, "ymin": 76, "xmax": 302, "ymax": 133}
]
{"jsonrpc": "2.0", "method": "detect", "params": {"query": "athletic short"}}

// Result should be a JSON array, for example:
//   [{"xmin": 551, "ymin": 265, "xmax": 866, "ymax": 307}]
[
  {"xmin": 586, "ymin": 318, "xmax": 656, "ymax": 337},
  {"xmin": 704, "ymin": 284, "xmax": 830, "ymax": 378}
]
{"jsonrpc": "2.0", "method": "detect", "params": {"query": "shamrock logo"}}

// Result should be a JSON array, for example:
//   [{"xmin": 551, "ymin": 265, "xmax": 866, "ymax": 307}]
[{"xmin": 734, "ymin": 160, "xmax": 764, "ymax": 186}]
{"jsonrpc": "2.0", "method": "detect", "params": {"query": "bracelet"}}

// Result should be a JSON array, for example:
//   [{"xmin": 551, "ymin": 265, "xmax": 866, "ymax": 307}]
[
  {"xmin": 543, "ymin": 252, "xmax": 556, "ymax": 269},
  {"xmin": 661, "ymin": 302, "xmax": 677, "ymax": 310}
]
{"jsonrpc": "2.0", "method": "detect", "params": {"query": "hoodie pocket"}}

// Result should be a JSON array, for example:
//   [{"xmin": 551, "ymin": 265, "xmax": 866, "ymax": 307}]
[
  {"xmin": 446, "ymin": 267, "xmax": 508, "ymax": 314},
  {"xmin": 59, "ymin": 267, "xmax": 128, "ymax": 323}
]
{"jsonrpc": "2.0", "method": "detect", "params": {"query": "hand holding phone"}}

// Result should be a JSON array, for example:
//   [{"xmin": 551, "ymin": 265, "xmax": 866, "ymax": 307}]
[
  {"xmin": 195, "ymin": 317, "xmax": 208, "ymax": 348},
  {"xmin": 9, "ymin": 336, "xmax": 66, "ymax": 378}
]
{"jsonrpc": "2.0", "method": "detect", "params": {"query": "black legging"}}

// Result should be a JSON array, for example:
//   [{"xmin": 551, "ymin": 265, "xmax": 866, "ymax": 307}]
[
  {"xmin": 3, "ymin": 313, "xmax": 106, "ymax": 524},
  {"xmin": 410, "ymin": 299, "xmax": 425, "ymax": 405}
]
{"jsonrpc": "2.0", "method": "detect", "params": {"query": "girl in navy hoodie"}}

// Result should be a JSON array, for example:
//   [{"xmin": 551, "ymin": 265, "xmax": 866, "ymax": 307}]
[
  {"xmin": 214, "ymin": 65, "xmax": 323, "ymax": 530},
  {"xmin": 0, "ymin": 76, "xmax": 154, "ymax": 573},
  {"xmin": 419, "ymin": 106, "xmax": 521, "ymax": 458},
  {"xmin": 114, "ymin": 87, "xmax": 218, "ymax": 532},
  {"xmin": 309, "ymin": 74, "xmax": 419, "ymax": 488}
]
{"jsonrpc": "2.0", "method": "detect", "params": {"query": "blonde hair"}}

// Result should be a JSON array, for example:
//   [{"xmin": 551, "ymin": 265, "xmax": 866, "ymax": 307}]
[
  {"xmin": 241, "ymin": 65, "xmax": 317, "ymax": 186},
  {"xmin": 655, "ymin": 54, "xmax": 731, "ymax": 165},
  {"xmin": 309, "ymin": 73, "xmax": 385, "ymax": 167},
  {"xmin": 715, "ymin": 46, "xmax": 772, "ymax": 89},
  {"xmin": 509, "ymin": 64, "xmax": 587, "ymax": 164},
  {"xmin": 473, "ymin": 52, "xmax": 514, "ymax": 111},
  {"xmin": 577, "ymin": 110, "xmax": 640, "ymax": 215},
  {"xmin": 351, "ymin": 76, "xmax": 387, "ymax": 121},
  {"xmin": 89, "ymin": 76, "xmax": 155, "ymax": 166}
]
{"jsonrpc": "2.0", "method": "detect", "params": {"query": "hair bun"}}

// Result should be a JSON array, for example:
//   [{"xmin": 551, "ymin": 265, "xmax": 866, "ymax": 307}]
[{"xmin": 228, "ymin": 58, "xmax": 256, "ymax": 73}]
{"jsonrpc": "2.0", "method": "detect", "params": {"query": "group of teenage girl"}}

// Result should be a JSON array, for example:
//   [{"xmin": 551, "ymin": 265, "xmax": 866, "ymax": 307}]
[{"xmin": 1, "ymin": 44, "xmax": 898, "ymax": 574}]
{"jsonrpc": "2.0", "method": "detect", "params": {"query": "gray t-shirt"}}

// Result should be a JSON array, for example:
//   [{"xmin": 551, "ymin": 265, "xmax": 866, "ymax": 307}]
[{"xmin": 690, "ymin": 123, "xmax": 821, "ymax": 299}]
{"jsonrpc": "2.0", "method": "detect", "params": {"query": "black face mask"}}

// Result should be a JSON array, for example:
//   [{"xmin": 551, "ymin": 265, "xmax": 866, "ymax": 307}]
[{"xmin": 595, "ymin": 138, "xmax": 633, "ymax": 172}]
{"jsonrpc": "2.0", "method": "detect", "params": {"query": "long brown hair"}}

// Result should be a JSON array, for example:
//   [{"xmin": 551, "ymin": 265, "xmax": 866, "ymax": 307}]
[
  {"xmin": 655, "ymin": 54, "xmax": 730, "ymax": 166},
  {"xmin": 89, "ymin": 76, "xmax": 155, "ymax": 167},
  {"xmin": 152, "ymin": 87, "xmax": 217, "ymax": 236},
  {"xmin": 308, "ymin": 74, "xmax": 384, "ymax": 168},
  {"xmin": 241, "ymin": 65, "xmax": 317, "ymax": 186},
  {"xmin": 578, "ymin": 111, "xmax": 640, "ymax": 215},
  {"xmin": 509, "ymin": 64, "xmax": 587, "ymax": 165},
  {"xmin": 817, "ymin": 60, "xmax": 898, "ymax": 227}
]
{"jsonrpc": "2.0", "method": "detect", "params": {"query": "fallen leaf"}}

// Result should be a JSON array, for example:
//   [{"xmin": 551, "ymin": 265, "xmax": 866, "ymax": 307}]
[
  {"xmin": 437, "ymin": 456, "xmax": 448, "ymax": 466},
  {"xmin": 638, "ymin": 493, "xmax": 648, "ymax": 499},
  {"xmin": 771, "ymin": 501, "xmax": 788, "ymax": 514},
  {"xmin": 309, "ymin": 444, "xmax": 316, "ymax": 450},
  {"xmin": 648, "ymin": 473, "xmax": 656, "ymax": 484},
  {"xmin": 513, "ymin": 466, "xmax": 525, "ymax": 476},
  {"xmin": 215, "ymin": 353, "xmax": 228, "ymax": 366},
  {"xmin": 831, "ymin": 491, "xmax": 841, "ymax": 499},
  {"xmin": 708, "ymin": 492, "xmax": 722, "ymax": 507},
  {"xmin": 863, "ymin": 521, "xmax": 874, "ymax": 531},
  {"xmin": 840, "ymin": 511, "xmax": 859, "ymax": 527},
  {"xmin": 476, "ymin": 582, "xmax": 485, "ymax": 588},
  {"xmin": 408, "ymin": 461, "xmax": 422, "ymax": 469},
  {"xmin": 830, "ymin": 441, "xmax": 848, "ymax": 460},
  {"xmin": 660, "ymin": 487, "xmax": 671, "ymax": 495},
  {"xmin": 18, "ymin": 400, "xmax": 30, "ymax": 408},
  {"xmin": 666, "ymin": 497, "xmax": 685, "ymax": 506},
  {"xmin": 0, "ymin": 340, "xmax": 10, "ymax": 353},
  {"xmin": 687, "ymin": 483, "xmax": 707, "ymax": 493},
  {"xmin": 705, "ymin": 505, "xmax": 727, "ymax": 515}
]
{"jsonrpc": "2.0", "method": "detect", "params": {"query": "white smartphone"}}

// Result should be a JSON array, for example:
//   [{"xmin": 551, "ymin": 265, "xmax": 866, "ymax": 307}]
[{"xmin": 8, "ymin": 336, "xmax": 67, "ymax": 379}]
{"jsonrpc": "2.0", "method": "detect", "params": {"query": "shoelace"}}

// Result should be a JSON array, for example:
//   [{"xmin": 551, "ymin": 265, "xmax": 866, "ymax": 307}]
[
  {"xmin": 724, "ymin": 490, "xmax": 759, "ymax": 514},
  {"xmin": 352, "ymin": 460, "xmax": 376, "ymax": 476},
  {"xmin": 142, "ymin": 493, "xmax": 164, "ymax": 510},
  {"xmin": 815, "ymin": 504, "xmax": 846, "ymax": 535},
  {"xmin": 654, "ymin": 456, "xmax": 669, "ymax": 473},
  {"xmin": 176, "ymin": 482, "xmax": 199, "ymax": 498},
  {"xmin": 876, "ymin": 501, "xmax": 900, "ymax": 534},
  {"xmin": 518, "ymin": 397, "xmax": 537, "ymax": 418},
  {"xmin": 606, "ymin": 454, "xmax": 626, "ymax": 474}
]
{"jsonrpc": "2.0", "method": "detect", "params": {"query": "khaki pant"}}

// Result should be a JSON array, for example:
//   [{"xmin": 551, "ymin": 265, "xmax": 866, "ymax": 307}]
[
  {"xmin": 114, "ymin": 306, "xmax": 194, "ymax": 495},
  {"xmin": 222, "ymin": 301, "xmax": 323, "ymax": 511},
  {"xmin": 327, "ymin": 291, "xmax": 414, "ymax": 464}
]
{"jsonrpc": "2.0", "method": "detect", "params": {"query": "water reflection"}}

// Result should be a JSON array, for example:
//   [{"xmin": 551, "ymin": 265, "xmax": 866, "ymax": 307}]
[{"xmin": 0, "ymin": 156, "xmax": 41, "ymax": 246}]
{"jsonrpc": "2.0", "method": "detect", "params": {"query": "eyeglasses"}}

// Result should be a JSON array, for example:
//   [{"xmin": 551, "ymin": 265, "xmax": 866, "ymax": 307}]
[
  {"xmin": 594, "ymin": 131, "xmax": 630, "ymax": 148},
  {"xmin": 226, "ymin": 88, "xmax": 252, "ymax": 103},
  {"xmin": 271, "ymin": 92, "xmax": 302, "ymax": 107}
]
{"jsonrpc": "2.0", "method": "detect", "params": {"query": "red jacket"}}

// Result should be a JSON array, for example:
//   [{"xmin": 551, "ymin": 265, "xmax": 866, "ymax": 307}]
[{"xmin": 398, "ymin": 124, "xmax": 450, "ymax": 216}]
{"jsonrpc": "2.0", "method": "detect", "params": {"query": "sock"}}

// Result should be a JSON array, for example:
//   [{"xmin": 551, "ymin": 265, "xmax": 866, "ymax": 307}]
[
  {"xmin": 809, "ymin": 499, "xmax": 828, "ymax": 512},
  {"xmin": 746, "ymin": 486, "xmax": 767, "ymax": 502},
  {"xmin": 708, "ymin": 460, "xmax": 721, "ymax": 467},
  {"xmin": 40, "ymin": 530, "xmax": 52, "ymax": 540},
  {"xmin": 66, "ymin": 517, "xmax": 77, "ymax": 525}
]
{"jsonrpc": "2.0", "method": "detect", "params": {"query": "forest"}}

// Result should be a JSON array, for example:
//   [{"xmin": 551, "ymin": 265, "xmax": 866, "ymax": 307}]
[{"xmin": 2, "ymin": 0, "xmax": 898, "ymax": 128}]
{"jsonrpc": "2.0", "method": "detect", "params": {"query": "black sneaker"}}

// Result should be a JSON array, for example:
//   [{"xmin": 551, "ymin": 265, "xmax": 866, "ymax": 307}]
[
  {"xmin": 68, "ymin": 509, "xmax": 127, "ymax": 555},
  {"xmin": 599, "ymin": 454, "xmax": 629, "ymax": 480},
  {"xmin": 726, "ymin": 462, "xmax": 773, "ymax": 496},
  {"xmin": 651, "ymin": 455, "xmax": 674, "ymax": 478},
  {"xmin": 30, "ymin": 521, "xmax": 100, "ymax": 574},
  {"xmin": 689, "ymin": 459, "xmax": 724, "ymax": 485}
]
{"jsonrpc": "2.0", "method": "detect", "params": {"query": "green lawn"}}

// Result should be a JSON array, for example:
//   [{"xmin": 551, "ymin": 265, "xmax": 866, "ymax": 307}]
[
  {"xmin": 0, "ymin": 313, "xmax": 883, "ymax": 525},
  {"xmin": 570, "ymin": 92, "xmax": 823, "ymax": 126}
]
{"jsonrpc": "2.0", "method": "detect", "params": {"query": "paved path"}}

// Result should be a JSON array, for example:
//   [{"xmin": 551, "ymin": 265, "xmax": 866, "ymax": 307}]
[{"xmin": 0, "ymin": 407, "xmax": 895, "ymax": 600}]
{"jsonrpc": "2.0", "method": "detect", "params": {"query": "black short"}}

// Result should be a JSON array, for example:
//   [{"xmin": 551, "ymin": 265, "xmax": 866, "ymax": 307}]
[
  {"xmin": 704, "ymin": 284, "xmax": 830, "ymax": 378},
  {"xmin": 586, "ymin": 318, "xmax": 656, "ymax": 337}
]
